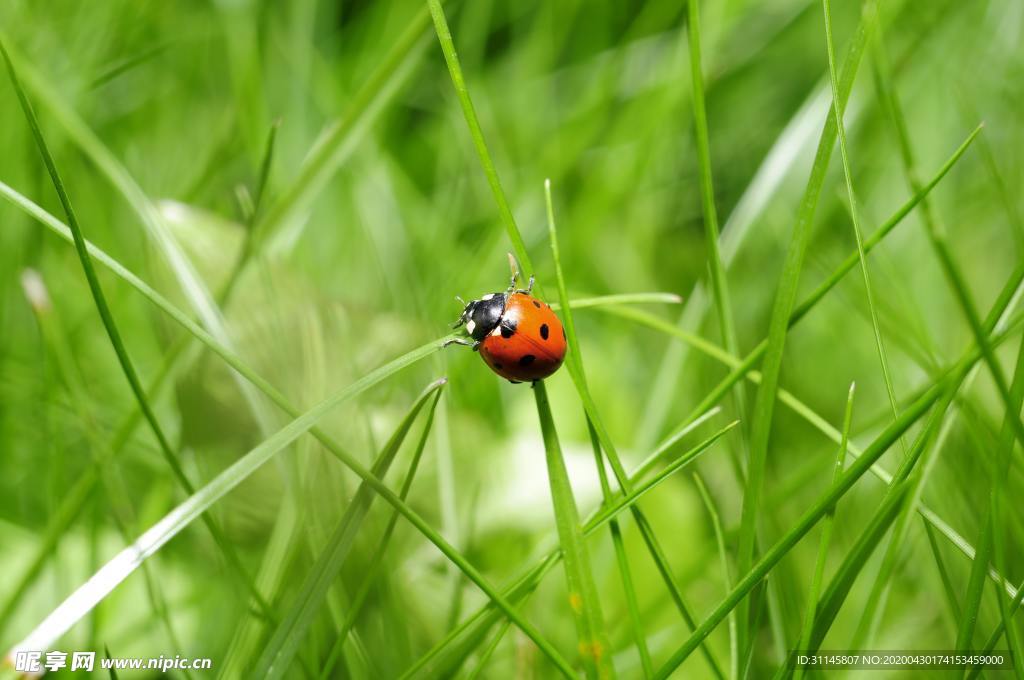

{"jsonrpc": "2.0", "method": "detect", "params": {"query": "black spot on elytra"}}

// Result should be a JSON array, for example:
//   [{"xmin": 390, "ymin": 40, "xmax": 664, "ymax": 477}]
[
  {"xmin": 519, "ymin": 354, "xmax": 536, "ymax": 366},
  {"xmin": 501, "ymin": 325, "xmax": 514, "ymax": 339},
  {"xmin": 532, "ymin": 300, "xmax": 541, "ymax": 308},
  {"xmin": 539, "ymin": 323, "xmax": 549, "ymax": 340}
]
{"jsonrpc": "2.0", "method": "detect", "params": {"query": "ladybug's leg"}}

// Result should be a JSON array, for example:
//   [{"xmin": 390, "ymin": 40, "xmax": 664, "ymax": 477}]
[{"xmin": 443, "ymin": 337, "xmax": 473, "ymax": 348}]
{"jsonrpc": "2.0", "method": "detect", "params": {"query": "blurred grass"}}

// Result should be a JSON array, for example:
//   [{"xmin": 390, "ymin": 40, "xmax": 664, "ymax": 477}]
[{"xmin": 1, "ymin": 0, "xmax": 1023, "ymax": 677}]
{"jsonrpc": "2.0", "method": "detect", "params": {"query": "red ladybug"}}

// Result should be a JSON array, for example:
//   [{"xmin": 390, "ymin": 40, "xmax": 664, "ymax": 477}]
[{"xmin": 450, "ymin": 274, "xmax": 567, "ymax": 383}]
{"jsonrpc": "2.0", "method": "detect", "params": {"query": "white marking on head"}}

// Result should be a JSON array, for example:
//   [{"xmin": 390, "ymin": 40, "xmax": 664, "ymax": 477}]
[
  {"xmin": 481, "ymin": 293, "xmax": 494, "ymax": 300},
  {"xmin": 466, "ymin": 320, "xmax": 476, "ymax": 334},
  {"xmin": 490, "ymin": 327, "xmax": 502, "ymax": 336}
]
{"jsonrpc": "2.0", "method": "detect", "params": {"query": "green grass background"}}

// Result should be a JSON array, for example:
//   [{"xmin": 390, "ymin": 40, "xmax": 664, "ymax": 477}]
[{"xmin": 0, "ymin": 0, "xmax": 1022, "ymax": 677}]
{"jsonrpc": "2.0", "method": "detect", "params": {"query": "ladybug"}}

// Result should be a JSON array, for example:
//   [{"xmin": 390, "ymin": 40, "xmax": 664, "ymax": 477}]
[{"xmin": 449, "ymin": 273, "xmax": 567, "ymax": 383}]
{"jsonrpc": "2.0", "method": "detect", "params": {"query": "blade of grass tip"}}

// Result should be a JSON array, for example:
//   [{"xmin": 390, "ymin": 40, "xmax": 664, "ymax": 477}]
[
  {"xmin": 651, "ymin": 375, "xmax": 947, "ymax": 680},
  {"xmin": 686, "ymin": 0, "xmax": 745, "ymax": 430},
  {"xmin": 256, "ymin": 384, "xmax": 445, "ymax": 679},
  {"xmin": 549, "ymin": 293, "xmax": 684, "ymax": 311},
  {"xmin": 401, "ymin": 420, "xmax": 736, "ymax": 680},
  {"xmin": 0, "ymin": 38, "xmax": 275, "ymax": 619},
  {"xmin": 735, "ymin": 8, "xmax": 872, "ymax": 662},
  {"xmin": 786, "ymin": 383, "xmax": 855, "ymax": 680},
  {"xmin": 317, "ymin": 393, "xmax": 441, "ymax": 680},
  {"xmin": 545, "ymin": 179, "xmax": 727, "ymax": 680},
  {"xmin": 692, "ymin": 472, "xmax": 738, "ymax": 680},
  {"xmin": 629, "ymin": 406, "xmax": 723, "ymax": 482},
  {"xmin": 822, "ymin": 0, "xmax": 906, "ymax": 457},
  {"xmin": 426, "ymin": 0, "xmax": 534, "ymax": 279},
  {"xmin": 586, "ymin": 418, "xmax": 653, "ymax": 677},
  {"xmin": 533, "ymin": 380, "xmax": 613, "ymax": 679},
  {"xmin": 104, "ymin": 646, "xmax": 119, "ymax": 680},
  {"xmin": 256, "ymin": 3, "xmax": 433, "ymax": 252}
]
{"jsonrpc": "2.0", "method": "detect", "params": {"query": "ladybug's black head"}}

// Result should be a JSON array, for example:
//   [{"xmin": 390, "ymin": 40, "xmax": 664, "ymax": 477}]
[{"xmin": 456, "ymin": 292, "xmax": 506, "ymax": 341}]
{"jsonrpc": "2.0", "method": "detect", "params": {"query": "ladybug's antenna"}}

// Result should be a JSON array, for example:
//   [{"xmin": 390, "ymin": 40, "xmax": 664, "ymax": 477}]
[
  {"xmin": 507, "ymin": 252, "xmax": 521, "ymax": 284},
  {"xmin": 506, "ymin": 252, "xmax": 523, "ymax": 293},
  {"xmin": 455, "ymin": 295, "xmax": 466, "ymax": 306}
]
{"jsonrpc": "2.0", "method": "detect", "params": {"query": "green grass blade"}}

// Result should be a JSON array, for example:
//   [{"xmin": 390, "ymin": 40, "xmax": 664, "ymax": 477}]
[
  {"xmin": 400, "ymin": 421, "xmax": 736, "ymax": 680},
  {"xmin": 426, "ymin": 0, "xmax": 534, "ymax": 279},
  {"xmin": 256, "ymin": 383, "xmax": 445, "ymax": 679},
  {"xmin": 587, "ymin": 417, "xmax": 652, "ymax": 677},
  {"xmin": 534, "ymin": 380, "xmax": 613, "ymax": 679},
  {"xmin": 692, "ymin": 472, "xmax": 738, "ymax": 680},
  {"xmin": 317, "ymin": 392, "xmax": 441, "ymax": 679},
  {"xmin": 599, "ymin": 301, "xmax": 1024, "ymax": 597},
  {"xmin": 652, "ymin": 376, "xmax": 946, "ymax": 679},
  {"xmin": 865, "ymin": 6, "xmax": 1022, "ymax": 656},
  {"xmin": 255, "ymin": 4, "xmax": 432, "ymax": 250},
  {"xmin": 686, "ymin": 0, "xmax": 743, "ymax": 422},
  {"xmin": 465, "ymin": 618, "xmax": 513, "ymax": 680},
  {"xmin": 650, "ymin": 294, "xmax": 1024, "ymax": 677},
  {"xmin": 959, "ymin": 302, "xmax": 1024, "ymax": 653},
  {"xmin": 790, "ymin": 382, "xmax": 854, "ymax": 680},
  {"xmin": 549, "ymin": 293, "xmax": 683, "ymax": 311},
  {"xmin": 545, "ymin": 180, "xmax": 726, "ymax": 679},
  {"xmin": 734, "ymin": 11, "xmax": 871, "ymax": 658},
  {"xmin": 0, "ymin": 37, "xmax": 273, "ymax": 619},
  {"xmin": 7, "ymin": 342, "xmax": 444, "ymax": 658},
  {"xmin": 804, "ymin": 480, "xmax": 911, "ymax": 652},
  {"xmin": 821, "ymin": 0, "xmax": 904, "ymax": 457}
]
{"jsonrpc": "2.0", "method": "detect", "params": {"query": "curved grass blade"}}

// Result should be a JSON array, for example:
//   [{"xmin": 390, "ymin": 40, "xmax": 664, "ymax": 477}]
[
  {"xmin": 546, "ymin": 180, "xmax": 726, "ymax": 679},
  {"xmin": 6, "ymin": 343, "xmax": 444, "ymax": 659},
  {"xmin": 0, "ymin": 38, "xmax": 272, "ymax": 618},
  {"xmin": 317, "ymin": 391, "xmax": 441, "ymax": 679},
  {"xmin": 22, "ymin": 272, "xmax": 188, "ymax": 676},
  {"xmin": 534, "ymin": 380, "xmax": 613, "ymax": 679},
  {"xmin": 256, "ymin": 383, "xmax": 445, "ymax": 679}
]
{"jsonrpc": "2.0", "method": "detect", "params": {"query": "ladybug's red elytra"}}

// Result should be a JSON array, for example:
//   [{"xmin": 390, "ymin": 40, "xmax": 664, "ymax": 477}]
[{"xmin": 449, "ymin": 273, "xmax": 567, "ymax": 383}]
